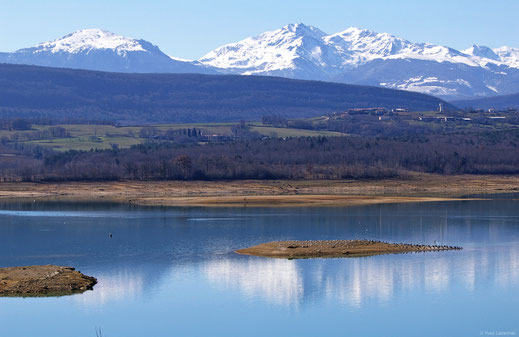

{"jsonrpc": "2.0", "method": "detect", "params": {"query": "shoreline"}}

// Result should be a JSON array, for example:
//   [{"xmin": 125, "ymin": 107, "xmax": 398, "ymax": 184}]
[{"xmin": 0, "ymin": 174, "xmax": 518, "ymax": 207}]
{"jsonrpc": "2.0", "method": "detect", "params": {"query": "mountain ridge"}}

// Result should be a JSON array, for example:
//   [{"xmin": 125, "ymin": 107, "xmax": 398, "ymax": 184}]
[
  {"xmin": 452, "ymin": 92, "xmax": 519, "ymax": 110},
  {"xmin": 0, "ymin": 29, "xmax": 215, "ymax": 74},
  {"xmin": 199, "ymin": 23, "xmax": 519, "ymax": 99},
  {"xmin": 1, "ymin": 25, "xmax": 518, "ymax": 99}
]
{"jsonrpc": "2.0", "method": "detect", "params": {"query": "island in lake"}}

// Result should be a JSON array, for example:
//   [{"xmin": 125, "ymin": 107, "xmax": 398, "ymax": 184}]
[
  {"xmin": 236, "ymin": 240, "xmax": 462, "ymax": 259},
  {"xmin": 0, "ymin": 265, "xmax": 97, "ymax": 297}
]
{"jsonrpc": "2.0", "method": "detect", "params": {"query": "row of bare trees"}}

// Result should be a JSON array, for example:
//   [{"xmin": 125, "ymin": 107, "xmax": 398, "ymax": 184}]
[{"xmin": 2, "ymin": 129, "xmax": 519, "ymax": 182}]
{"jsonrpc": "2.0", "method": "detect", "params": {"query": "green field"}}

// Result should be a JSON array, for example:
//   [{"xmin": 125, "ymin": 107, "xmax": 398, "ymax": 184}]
[
  {"xmin": 249, "ymin": 125, "xmax": 344, "ymax": 138},
  {"xmin": 1, "ymin": 122, "xmax": 347, "ymax": 152},
  {"xmin": 3, "ymin": 109, "xmax": 515, "ymax": 152}
]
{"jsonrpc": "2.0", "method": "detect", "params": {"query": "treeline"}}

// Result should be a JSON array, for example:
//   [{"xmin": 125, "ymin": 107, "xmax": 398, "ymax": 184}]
[
  {"xmin": 139, "ymin": 127, "xmax": 204, "ymax": 141},
  {"xmin": 263, "ymin": 114, "xmax": 519, "ymax": 137},
  {"xmin": 3, "ymin": 130, "xmax": 519, "ymax": 182},
  {"xmin": 2, "ymin": 126, "xmax": 70, "ymax": 142},
  {"xmin": 0, "ymin": 118, "xmax": 114, "ymax": 131},
  {"xmin": 0, "ymin": 118, "xmax": 33, "ymax": 131}
]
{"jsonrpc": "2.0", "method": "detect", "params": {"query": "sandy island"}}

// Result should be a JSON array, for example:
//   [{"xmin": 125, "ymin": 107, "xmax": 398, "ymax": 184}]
[
  {"xmin": 236, "ymin": 240, "xmax": 462, "ymax": 259},
  {"xmin": 0, "ymin": 174, "xmax": 518, "ymax": 207},
  {"xmin": 0, "ymin": 265, "xmax": 97, "ymax": 297}
]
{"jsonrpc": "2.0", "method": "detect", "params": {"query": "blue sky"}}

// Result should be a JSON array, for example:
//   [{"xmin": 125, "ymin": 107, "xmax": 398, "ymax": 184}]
[{"xmin": 1, "ymin": 0, "xmax": 518, "ymax": 59}]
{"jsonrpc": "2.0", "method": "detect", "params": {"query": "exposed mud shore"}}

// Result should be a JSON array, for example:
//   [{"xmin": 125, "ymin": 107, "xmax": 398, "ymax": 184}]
[{"xmin": 1, "ymin": 174, "xmax": 518, "ymax": 207}]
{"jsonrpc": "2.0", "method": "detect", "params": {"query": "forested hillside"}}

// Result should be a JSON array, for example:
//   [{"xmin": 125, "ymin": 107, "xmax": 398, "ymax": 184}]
[
  {"xmin": 453, "ymin": 93, "xmax": 519, "ymax": 109},
  {"xmin": 0, "ymin": 64, "xmax": 453, "ymax": 124}
]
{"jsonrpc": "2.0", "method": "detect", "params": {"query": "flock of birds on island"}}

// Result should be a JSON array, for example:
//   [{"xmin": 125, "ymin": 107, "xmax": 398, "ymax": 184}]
[{"xmin": 281, "ymin": 240, "xmax": 463, "ymax": 251}]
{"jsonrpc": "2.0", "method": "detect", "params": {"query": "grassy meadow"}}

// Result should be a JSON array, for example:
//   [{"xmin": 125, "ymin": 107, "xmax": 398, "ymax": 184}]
[{"xmin": 0, "ymin": 122, "xmax": 346, "ymax": 151}]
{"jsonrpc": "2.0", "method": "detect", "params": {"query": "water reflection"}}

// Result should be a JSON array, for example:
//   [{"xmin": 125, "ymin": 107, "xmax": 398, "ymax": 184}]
[
  {"xmin": 75, "ymin": 270, "xmax": 145, "ymax": 306},
  {"xmin": 203, "ymin": 245, "xmax": 519, "ymax": 308},
  {"xmin": 204, "ymin": 258, "xmax": 303, "ymax": 306},
  {"xmin": 0, "ymin": 200, "xmax": 518, "ymax": 337}
]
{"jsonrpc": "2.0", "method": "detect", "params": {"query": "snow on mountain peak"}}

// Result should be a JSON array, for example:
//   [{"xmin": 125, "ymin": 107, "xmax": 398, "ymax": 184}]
[
  {"xmin": 33, "ymin": 29, "xmax": 147, "ymax": 54},
  {"xmin": 325, "ymin": 27, "xmax": 479, "ymax": 67},
  {"xmin": 196, "ymin": 23, "xmax": 519, "ymax": 98},
  {"xmin": 325, "ymin": 27, "xmax": 410, "ymax": 64},
  {"xmin": 1, "ymin": 28, "xmax": 213, "ymax": 74},
  {"xmin": 4, "ymin": 24, "xmax": 517, "ymax": 99},
  {"xmin": 332, "ymin": 26, "xmax": 386, "ymax": 39},
  {"xmin": 463, "ymin": 45, "xmax": 500, "ymax": 60},
  {"xmin": 199, "ymin": 23, "xmax": 495, "ymax": 78},
  {"xmin": 494, "ymin": 46, "xmax": 519, "ymax": 68},
  {"xmin": 199, "ymin": 23, "xmax": 333, "ymax": 74},
  {"xmin": 282, "ymin": 23, "xmax": 327, "ymax": 38}
]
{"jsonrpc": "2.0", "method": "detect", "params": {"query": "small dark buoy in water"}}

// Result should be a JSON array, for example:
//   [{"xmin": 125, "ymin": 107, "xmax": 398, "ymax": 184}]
[{"xmin": 109, "ymin": 233, "xmax": 112, "ymax": 239}]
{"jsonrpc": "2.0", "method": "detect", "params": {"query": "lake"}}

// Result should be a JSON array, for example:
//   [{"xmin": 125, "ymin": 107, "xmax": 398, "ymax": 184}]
[{"xmin": 0, "ymin": 200, "xmax": 518, "ymax": 337}]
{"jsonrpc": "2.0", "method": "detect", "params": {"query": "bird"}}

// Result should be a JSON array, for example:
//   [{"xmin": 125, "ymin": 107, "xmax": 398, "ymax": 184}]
[{"xmin": 109, "ymin": 233, "xmax": 112, "ymax": 239}]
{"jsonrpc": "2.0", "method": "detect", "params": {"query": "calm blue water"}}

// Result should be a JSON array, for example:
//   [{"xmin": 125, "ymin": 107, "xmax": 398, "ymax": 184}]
[{"xmin": 0, "ymin": 200, "xmax": 518, "ymax": 337}]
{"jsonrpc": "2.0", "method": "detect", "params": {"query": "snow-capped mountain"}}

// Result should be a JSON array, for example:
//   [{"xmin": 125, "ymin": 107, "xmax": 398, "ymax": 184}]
[
  {"xmin": 492, "ymin": 46, "xmax": 519, "ymax": 68},
  {"xmin": 199, "ymin": 24, "xmax": 519, "ymax": 99},
  {"xmin": 463, "ymin": 45, "xmax": 501, "ymax": 61},
  {"xmin": 0, "ymin": 29, "xmax": 213, "ymax": 74},
  {"xmin": 33, "ymin": 29, "xmax": 147, "ymax": 54},
  {"xmin": 1, "ymin": 25, "xmax": 518, "ymax": 99},
  {"xmin": 324, "ymin": 27, "xmax": 480, "ymax": 67},
  {"xmin": 199, "ymin": 23, "xmax": 343, "ymax": 80}
]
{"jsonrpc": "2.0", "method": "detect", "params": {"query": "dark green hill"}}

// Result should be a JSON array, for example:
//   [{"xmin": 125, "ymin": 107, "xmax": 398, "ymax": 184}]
[
  {"xmin": 452, "ymin": 93, "xmax": 519, "ymax": 110},
  {"xmin": 0, "ymin": 63, "xmax": 454, "ymax": 123}
]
